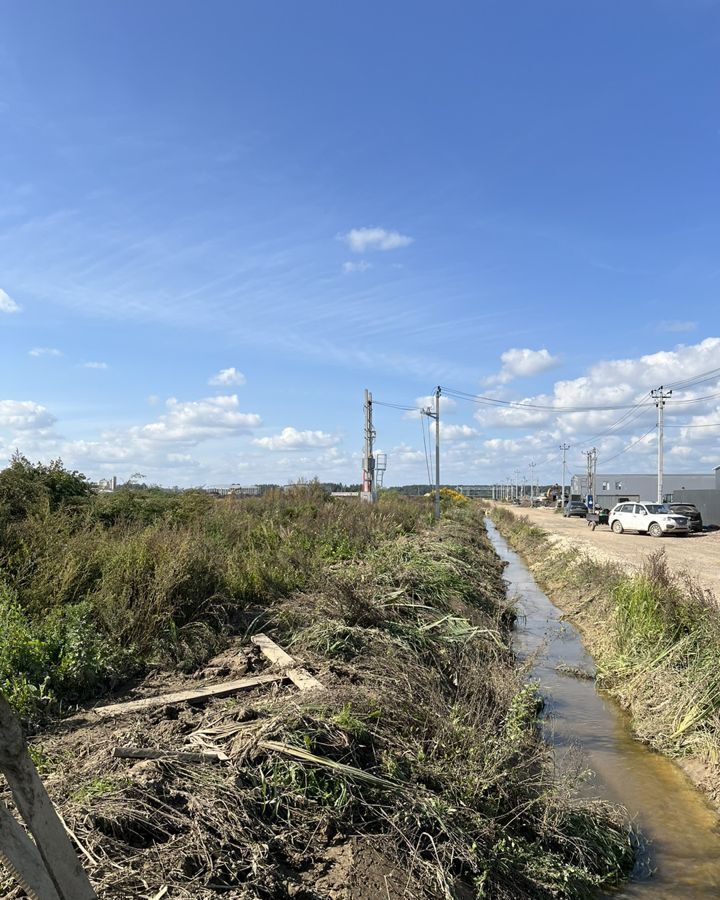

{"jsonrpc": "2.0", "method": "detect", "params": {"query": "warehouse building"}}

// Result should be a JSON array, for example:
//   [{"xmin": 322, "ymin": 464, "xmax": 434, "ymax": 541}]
[
  {"xmin": 570, "ymin": 471, "xmax": 715, "ymax": 509},
  {"xmin": 673, "ymin": 464, "xmax": 720, "ymax": 528}
]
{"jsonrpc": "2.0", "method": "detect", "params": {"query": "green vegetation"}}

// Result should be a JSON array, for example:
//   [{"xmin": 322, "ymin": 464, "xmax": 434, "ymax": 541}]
[
  {"xmin": 0, "ymin": 460, "xmax": 634, "ymax": 897},
  {"xmin": 490, "ymin": 505, "xmax": 720, "ymax": 778},
  {"xmin": 0, "ymin": 456, "xmax": 428, "ymax": 722}
]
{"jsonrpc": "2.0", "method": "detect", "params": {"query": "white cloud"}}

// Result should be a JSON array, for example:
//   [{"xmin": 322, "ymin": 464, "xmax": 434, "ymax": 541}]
[
  {"xmin": 441, "ymin": 423, "xmax": 479, "ymax": 441},
  {"xmin": 486, "ymin": 348, "xmax": 561, "ymax": 385},
  {"xmin": 470, "ymin": 336, "xmax": 720, "ymax": 480},
  {"xmin": 47, "ymin": 394, "xmax": 264, "ymax": 480},
  {"xmin": 209, "ymin": 367, "xmax": 246, "ymax": 387},
  {"xmin": 342, "ymin": 260, "xmax": 372, "ymax": 274},
  {"xmin": 253, "ymin": 426, "xmax": 340, "ymax": 451},
  {"xmin": 29, "ymin": 347, "xmax": 62, "ymax": 357},
  {"xmin": 81, "ymin": 361, "xmax": 109, "ymax": 370},
  {"xmin": 136, "ymin": 394, "xmax": 261, "ymax": 443},
  {"xmin": 0, "ymin": 400, "xmax": 56, "ymax": 431},
  {"xmin": 0, "ymin": 288, "xmax": 21, "ymax": 314},
  {"xmin": 658, "ymin": 320, "xmax": 697, "ymax": 333},
  {"xmin": 341, "ymin": 227, "xmax": 414, "ymax": 253}
]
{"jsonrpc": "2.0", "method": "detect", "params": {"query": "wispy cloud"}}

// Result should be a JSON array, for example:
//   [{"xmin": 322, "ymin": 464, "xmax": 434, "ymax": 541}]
[
  {"xmin": 340, "ymin": 227, "xmax": 414, "ymax": 253},
  {"xmin": 0, "ymin": 287, "xmax": 21, "ymax": 313},
  {"xmin": 81, "ymin": 361, "xmax": 109, "ymax": 369},
  {"xmin": 342, "ymin": 260, "xmax": 372, "ymax": 274},
  {"xmin": 29, "ymin": 347, "xmax": 62, "ymax": 357},
  {"xmin": 658, "ymin": 320, "xmax": 697, "ymax": 333},
  {"xmin": 208, "ymin": 366, "xmax": 246, "ymax": 386}
]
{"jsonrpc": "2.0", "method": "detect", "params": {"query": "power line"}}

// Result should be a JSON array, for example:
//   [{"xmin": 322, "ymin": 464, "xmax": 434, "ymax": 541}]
[
  {"xmin": 665, "ymin": 421, "xmax": 720, "ymax": 428},
  {"xmin": 443, "ymin": 386, "xmax": 654, "ymax": 413},
  {"xmin": 597, "ymin": 425, "xmax": 657, "ymax": 467},
  {"xmin": 666, "ymin": 390, "xmax": 720, "ymax": 405},
  {"xmin": 664, "ymin": 365, "xmax": 720, "ymax": 392},
  {"xmin": 569, "ymin": 392, "xmax": 654, "ymax": 448},
  {"xmin": 374, "ymin": 400, "xmax": 419, "ymax": 412}
]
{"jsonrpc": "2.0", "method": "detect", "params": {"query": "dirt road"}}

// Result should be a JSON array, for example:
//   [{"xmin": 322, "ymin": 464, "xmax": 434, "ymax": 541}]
[{"xmin": 495, "ymin": 504, "xmax": 720, "ymax": 598}]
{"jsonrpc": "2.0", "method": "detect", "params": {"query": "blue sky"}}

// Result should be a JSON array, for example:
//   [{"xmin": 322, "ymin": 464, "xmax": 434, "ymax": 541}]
[{"xmin": 1, "ymin": 1, "xmax": 719, "ymax": 487}]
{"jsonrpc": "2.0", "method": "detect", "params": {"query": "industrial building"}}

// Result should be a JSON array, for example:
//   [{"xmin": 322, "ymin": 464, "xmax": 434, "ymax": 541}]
[
  {"xmin": 673, "ymin": 465, "xmax": 720, "ymax": 529},
  {"xmin": 570, "ymin": 471, "xmax": 716, "ymax": 509}
]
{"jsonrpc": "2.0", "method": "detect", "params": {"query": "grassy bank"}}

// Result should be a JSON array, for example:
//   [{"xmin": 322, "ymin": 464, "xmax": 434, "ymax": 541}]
[
  {"xmin": 0, "ymin": 461, "xmax": 633, "ymax": 898},
  {"xmin": 489, "ymin": 505, "xmax": 720, "ymax": 797},
  {"xmin": 0, "ymin": 457, "xmax": 427, "ymax": 722}
]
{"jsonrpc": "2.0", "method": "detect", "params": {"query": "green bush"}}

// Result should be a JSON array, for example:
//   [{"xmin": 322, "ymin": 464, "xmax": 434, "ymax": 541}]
[
  {"xmin": 0, "ymin": 474, "xmax": 430, "ymax": 719},
  {"xmin": 0, "ymin": 580, "xmax": 140, "ymax": 722}
]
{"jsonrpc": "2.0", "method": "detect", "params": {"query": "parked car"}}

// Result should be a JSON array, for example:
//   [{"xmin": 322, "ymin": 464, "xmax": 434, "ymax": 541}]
[
  {"xmin": 564, "ymin": 501, "xmax": 588, "ymax": 518},
  {"xmin": 667, "ymin": 503, "xmax": 703, "ymax": 532},
  {"xmin": 609, "ymin": 502, "xmax": 689, "ymax": 537}
]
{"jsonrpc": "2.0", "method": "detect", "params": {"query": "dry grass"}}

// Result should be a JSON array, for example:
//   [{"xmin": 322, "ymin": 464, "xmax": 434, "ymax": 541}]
[
  {"xmin": 489, "ymin": 505, "xmax": 720, "ymax": 788},
  {"xmin": 2, "ymin": 504, "xmax": 633, "ymax": 899}
]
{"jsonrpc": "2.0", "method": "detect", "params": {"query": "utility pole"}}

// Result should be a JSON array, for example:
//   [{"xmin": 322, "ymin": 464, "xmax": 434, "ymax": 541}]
[
  {"xmin": 421, "ymin": 387, "xmax": 442, "ymax": 520},
  {"xmin": 583, "ymin": 448, "xmax": 598, "ymax": 510},
  {"xmin": 361, "ymin": 389, "xmax": 376, "ymax": 503},
  {"xmin": 434, "ymin": 386, "xmax": 441, "ymax": 521},
  {"xmin": 560, "ymin": 443, "xmax": 570, "ymax": 507},
  {"xmin": 529, "ymin": 461, "xmax": 536, "ymax": 503},
  {"xmin": 651, "ymin": 386, "xmax": 672, "ymax": 503}
]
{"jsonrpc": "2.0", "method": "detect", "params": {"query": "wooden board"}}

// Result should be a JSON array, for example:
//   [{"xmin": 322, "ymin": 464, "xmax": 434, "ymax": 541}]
[
  {"xmin": 250, "ymin": 633, "xmax": 296, "ymax": 667},
  {"xmin": 0, "ymin": 693, "xmax": 97, "ymax": 900},
  {"xmin": 251, "ymin": 634, "xmax": 324, "ymax": 692},
  {"xmin": 0, "ymin": 799, "xmax": 62, "ymax": 900},
  {"xmin": 111, "ymin": 747, "xmax": 227, "ymax": 763},
  {"xmin": 90, "ymin": 673, "xmax": 285, "ymax": 719}
]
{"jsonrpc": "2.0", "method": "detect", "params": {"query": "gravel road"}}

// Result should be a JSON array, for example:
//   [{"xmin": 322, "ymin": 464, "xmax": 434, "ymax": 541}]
[{"xmin": 497, "ymin": 504, "xmax": 720, "ymax": 599}]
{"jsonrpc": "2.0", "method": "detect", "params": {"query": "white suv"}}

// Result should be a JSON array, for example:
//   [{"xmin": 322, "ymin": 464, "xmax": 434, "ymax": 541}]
[{"xmin": 609, "ymin": 502, "xmax": 689, "ymax": 537}]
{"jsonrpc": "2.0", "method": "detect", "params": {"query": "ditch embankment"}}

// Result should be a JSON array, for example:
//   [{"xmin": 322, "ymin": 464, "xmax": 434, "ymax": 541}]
[
  {"xmin": 1, "ymin": 465, "xmax": 634, "ymax": 899},
  {"xmin": 488, "ymin": 505, "xmax": 720, "ymax": 809},
  {"xmin": 485, "ymin": 516, "xmax": 720, "ymax": 898},
  {"xmin": 494, "ymin": 502, "xmax": 720, "ymax": 598}
]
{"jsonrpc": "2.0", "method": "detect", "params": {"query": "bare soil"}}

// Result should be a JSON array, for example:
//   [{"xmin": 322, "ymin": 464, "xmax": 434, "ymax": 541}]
[{"xmin": 500, "ymin": 505, "xmax": 720, "ymax": 599}]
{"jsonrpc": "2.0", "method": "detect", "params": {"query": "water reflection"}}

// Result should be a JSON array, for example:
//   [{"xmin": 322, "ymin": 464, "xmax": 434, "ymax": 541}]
[{"xmin": 484, "ymin": 518, "xmax": 720, "ymax": 899}]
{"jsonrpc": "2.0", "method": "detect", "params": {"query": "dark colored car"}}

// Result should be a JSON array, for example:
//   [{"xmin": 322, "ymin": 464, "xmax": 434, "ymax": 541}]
[
  {"xmin": 564, "ymin": 501, "xmax": 588, "ymax": 518},
  {"xmin": 668, "ymin": 503, "xmax": 703, "ymax": 532}
]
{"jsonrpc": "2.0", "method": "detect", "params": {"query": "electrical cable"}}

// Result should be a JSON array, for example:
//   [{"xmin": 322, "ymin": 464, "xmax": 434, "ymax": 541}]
[
  {"xmin": 374, "ymin": 400, "xmax": 419, "ymax": 412},
  {"xmin": 666, "ymin": 391, "xmax": 720, "ymax": 405},
  {"xmin": 663, "ymin": 365, "xmax": 720, "ymax": 392},
  {"xmin": 443, "ymin": 386, "xmax": 656, "ymax": 413},
  {"xmin": 597, "ymin": 425, "xmax": 657, "ymax": 467},
  {"xmin": 664, "ymin": 421, "xmax": 720, "ymax": 428}
]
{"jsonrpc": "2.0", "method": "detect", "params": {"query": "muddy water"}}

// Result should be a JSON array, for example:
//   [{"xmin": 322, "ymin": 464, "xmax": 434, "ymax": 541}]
[{"xmin": 484, "ymin": 518, "xmax": 720, "ymax": 898}]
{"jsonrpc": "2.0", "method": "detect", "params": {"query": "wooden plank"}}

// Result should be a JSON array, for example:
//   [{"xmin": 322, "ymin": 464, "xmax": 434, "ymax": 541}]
[
  {"xmin": 0, "ymin": 799, "xmax": 62, "ymax": 900},
  {"xmin": 111, "ymin": 747, "xmax": 227, "ymax": 763},
  {"xmin": 251, "ymin": 633, "xmax": 295, "ymax": 667},
  {"xmin": 286, "ymin": 668, "xmax": 324, "ymax": 692},
  {"xmin": 251, "ymin": 634, "xmax": 324, "ymax": 692},
  {"xmin": 0, "ymin": 693, "xmax": 97, "ymax": 900},
  {"xmin": 90, "ymin": 673, "xmax": 285, "ymax": 719}
]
